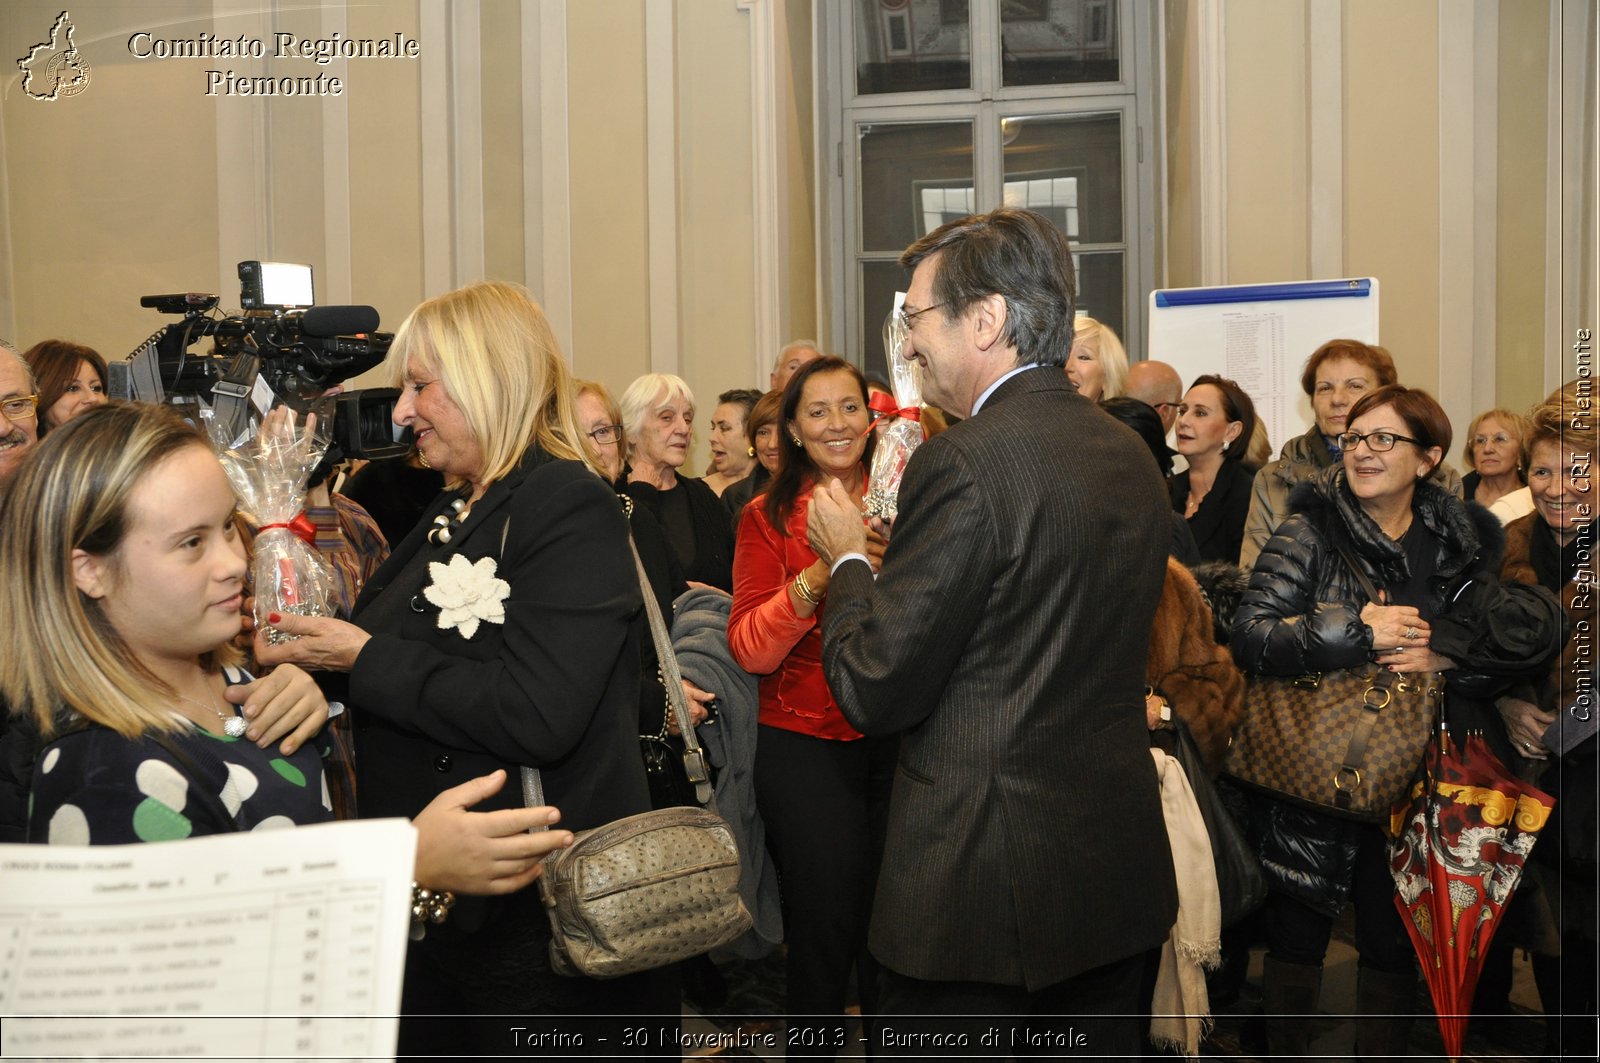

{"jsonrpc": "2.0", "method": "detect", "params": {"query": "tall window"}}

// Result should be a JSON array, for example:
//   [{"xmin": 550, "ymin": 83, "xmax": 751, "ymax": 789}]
[{"xmin": 821, "ymin": 0, "xmax": 1155, "ymax": 380}]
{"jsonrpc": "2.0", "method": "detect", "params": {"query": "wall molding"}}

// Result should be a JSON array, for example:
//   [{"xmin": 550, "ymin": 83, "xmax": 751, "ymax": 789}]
[
  {"xmin": 1306, "ymin": 0, "xmax": 1344, "ymax": 280},
  {"xmin": 532, "ymin": 0, "xmax": 573, "ymax": 360},
  {"xmin": 418, "ymin": 1, "xmax": 451, "ymax": 295},
  {"xmin": 319, "ymin": 1, "xmax": 352, "ymax": 305},
  {"xmin": 739, "ymin": 0, "xmax": 782, "ymax": 387},
  {"xmin": 1437, "ymin": 0, "xmax": 1497, "ymax": 428},
  {"xmin": 1196, "ymin": 0, "xmax": 1227, "ymax": 285},
  {"xmin": 451, "ymin": 0, "xmax": 484, "ymax": 288},
  {"xmin": 213, "ymin": 0, "xmax": 273, "ymax": 299},
  {"xmin": 645, "ymin": 0, "xmax": 680, "ymax": 374}
]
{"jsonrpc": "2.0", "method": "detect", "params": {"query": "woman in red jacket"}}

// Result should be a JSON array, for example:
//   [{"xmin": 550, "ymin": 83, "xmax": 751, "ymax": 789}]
[{"xmin": 728, "ymin": 356, "xmax": 893, "ymax": 1047}]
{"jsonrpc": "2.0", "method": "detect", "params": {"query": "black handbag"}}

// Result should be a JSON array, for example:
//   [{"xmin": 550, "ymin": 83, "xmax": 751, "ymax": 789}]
[{"xmin": 1163, "ymin": 719, "xmax": 1266, "ymax": 927}]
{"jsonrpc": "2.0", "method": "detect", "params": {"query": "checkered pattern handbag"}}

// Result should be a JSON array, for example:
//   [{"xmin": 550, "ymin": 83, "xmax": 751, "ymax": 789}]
[
  {"xmin": 1223, "ymin": 665, "xmax": 1441, "ymax": 821},
  {"xmin": 1224, "ymin": 539, "xmax": 1442, "ymax": 822}
]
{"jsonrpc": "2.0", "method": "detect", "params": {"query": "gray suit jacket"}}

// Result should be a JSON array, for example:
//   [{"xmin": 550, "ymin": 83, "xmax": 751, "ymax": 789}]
[{"xmin": 822, "ymin": 366, "xmax": 1179, "ymax": 990}]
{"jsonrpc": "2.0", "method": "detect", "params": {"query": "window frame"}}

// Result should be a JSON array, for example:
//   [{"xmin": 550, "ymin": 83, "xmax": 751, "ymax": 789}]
[{"xmin": 819, "ymin": 0, "xmax": 1157, "ymax": 374}]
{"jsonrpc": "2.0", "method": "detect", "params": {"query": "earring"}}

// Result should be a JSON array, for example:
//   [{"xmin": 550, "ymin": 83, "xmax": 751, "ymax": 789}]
[
  {"xmin": 747, "ymin": 446, "xmax": 756, "ymax": 458},
  {"xmin": 1221, "ymin": 440, "xmax": 1229, "ymax": 453},
  {"xmin": 792, "ymin": 436, "xmax": 803, "ymax": 447}
]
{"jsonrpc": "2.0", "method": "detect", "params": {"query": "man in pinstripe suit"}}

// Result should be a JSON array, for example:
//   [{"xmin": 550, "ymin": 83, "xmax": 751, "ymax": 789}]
[{"xmin": 810, "ymin": 208, "xmax": 1177, "ymax": 1056}]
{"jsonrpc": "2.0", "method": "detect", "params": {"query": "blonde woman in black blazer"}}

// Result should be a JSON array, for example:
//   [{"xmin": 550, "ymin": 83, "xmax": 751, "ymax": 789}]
[{"xmin": 257, "ymin": 281, "xmax": 672, "ymax": 1055}]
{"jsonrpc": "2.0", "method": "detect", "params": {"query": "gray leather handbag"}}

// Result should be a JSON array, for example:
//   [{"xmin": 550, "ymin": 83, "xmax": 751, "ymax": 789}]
[{"xmin": 527, "ymin": 537, "xmax": 750, "ymax": 978}]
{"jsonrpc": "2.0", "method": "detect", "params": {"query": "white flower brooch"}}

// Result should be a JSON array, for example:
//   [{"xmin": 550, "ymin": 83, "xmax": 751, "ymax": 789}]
[{"xmin": 423, "ymin": 554, "xmax": 510, "ymax": 639}]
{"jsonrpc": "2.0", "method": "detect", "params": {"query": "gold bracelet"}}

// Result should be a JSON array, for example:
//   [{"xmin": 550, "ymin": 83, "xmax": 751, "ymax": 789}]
[{"xmin": 793, "ymin": 568, "xmax": 822, "ymax": 606}]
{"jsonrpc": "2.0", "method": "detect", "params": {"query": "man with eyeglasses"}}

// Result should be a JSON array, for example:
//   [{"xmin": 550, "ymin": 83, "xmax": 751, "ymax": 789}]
[
  {"xmin": 806, "ymin": 207, "xmax": 1177, "ymax": 1055},
  {"xmin": 1126, "ymin": 359, "xmax": 1185, "ymax": 435},
  {"xmin": 0, "ymin": 343, "xmax": 40, "ymax": 484}
]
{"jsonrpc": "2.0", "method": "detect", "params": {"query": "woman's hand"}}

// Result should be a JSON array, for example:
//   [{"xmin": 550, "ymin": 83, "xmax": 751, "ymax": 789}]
[
  {"xmin": 1361, "ymin": 602, "xmax": 1430, "ymax": 654},
  {"xmin": 1496, "ymin": 696, "xmax": 1555, "ymax": 761},
  {"xmin": 1374, "ymin": 645, "xmax": 1456, "ymax": 673},
  {"xmin": 223, "ymin": 663, "xmax": 328, "ymax": 754},
  {"xmin": 412, "ymin": 770, "xmax": 575, "ymax": 896},
  {"xmin": 668, "ymin": 679, "xmax": 716, "ymax": 734},
  {"xmin": 253, "ymin": 612, "xmax": 371, "ymax": 672}
]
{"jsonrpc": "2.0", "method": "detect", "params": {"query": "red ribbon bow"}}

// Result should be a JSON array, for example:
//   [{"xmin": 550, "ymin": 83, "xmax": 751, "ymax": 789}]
[
  {"xmin": 868, "ymin": 392, "xmax": 920, "ymax": 421},
  {"xmin": 259, "ymin": 512, "xmax": 318, "ymax": 546}
]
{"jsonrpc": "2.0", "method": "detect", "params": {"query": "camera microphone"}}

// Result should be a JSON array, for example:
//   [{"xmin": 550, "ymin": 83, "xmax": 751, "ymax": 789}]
[{"xmin": 285, "ymin": 305, "xmax": 381, "ymax": 337}]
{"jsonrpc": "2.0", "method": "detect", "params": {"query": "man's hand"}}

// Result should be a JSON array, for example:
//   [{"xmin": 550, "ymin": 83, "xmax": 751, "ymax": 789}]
[
  {"xmin": 412, "ymin": 770, "xmax": 575, "ymax": 896},
  {"xmin": 806, "ymin": 478, "xmax": 868, "ymax": 567},
  {"xmin": 1496, "ymin": 696, "xmax": 1556, "ymax": 761},
  {"xmin": 223, "ymin": 664, "xmax": 328, "ymax": 754}
]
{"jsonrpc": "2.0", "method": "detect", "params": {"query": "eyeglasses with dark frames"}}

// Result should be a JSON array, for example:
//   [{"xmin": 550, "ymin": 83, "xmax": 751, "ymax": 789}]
[
  {"xmin": 586, "ymin": 424, "xmax": 624, "ymax": 445},
  {"xmin": 1338, "ymin": 429, "xmax": 1425, "ymax": 453}
]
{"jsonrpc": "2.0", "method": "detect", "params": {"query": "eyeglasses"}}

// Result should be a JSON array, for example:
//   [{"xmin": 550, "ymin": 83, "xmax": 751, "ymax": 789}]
[
  {"xmin": 0, "ymin": 394, "xmax": 39, "ymax": 421},
  {"xmin": 1338, "ymin": 430, "xmax": 1425, "ymax": 453},
  {"xmin": 1472, "ymin": 433, "xmax": 1513, "ymax": 447},
  {"xmin": 586, "ymin": 424, "xmax": 623, "ymax": 445},
  {"xmin": 1150, "ymin": 401, "xmax": 1179, "ymax": 414},
  {"xmin": 893, "ymin": 302, "xmax": 947, "ymax": 331}
]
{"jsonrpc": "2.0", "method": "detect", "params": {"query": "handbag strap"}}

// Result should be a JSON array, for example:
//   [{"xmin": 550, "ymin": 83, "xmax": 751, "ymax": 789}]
[
  {"xmin": 521, "ymin": 530, "xmax": 715, "ymax": 811},
  {"xmin": 1332, "ymin": 539, "xmax": 1385, "ymax": 607},
  {"xmin": 627, "ymin": 536, "xmax": 713, "ymax": 806}
]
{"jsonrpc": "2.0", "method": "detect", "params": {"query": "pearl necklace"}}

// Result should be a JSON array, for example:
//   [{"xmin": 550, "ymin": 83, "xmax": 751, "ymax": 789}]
[{"xmin": 176, "ymin": 688, "xmax": 248, "ymax": 738}]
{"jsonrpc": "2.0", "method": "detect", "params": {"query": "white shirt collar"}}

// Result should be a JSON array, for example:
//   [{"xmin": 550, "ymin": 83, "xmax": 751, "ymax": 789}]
[{"xmin": 971, "ymin": 364, "xmax": 1040, "ymax": 416}]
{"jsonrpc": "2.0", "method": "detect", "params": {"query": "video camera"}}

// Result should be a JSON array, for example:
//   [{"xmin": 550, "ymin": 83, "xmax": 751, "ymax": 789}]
[{"xmin": 112, "ymin": 261, "xmax": 408, "ymax": 462}]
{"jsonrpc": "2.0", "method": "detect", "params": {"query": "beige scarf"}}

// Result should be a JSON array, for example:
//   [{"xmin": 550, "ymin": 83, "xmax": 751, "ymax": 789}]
[{"xmin": 1147, "ymin": 746, "xmax": 1223, "ymax": 1058}]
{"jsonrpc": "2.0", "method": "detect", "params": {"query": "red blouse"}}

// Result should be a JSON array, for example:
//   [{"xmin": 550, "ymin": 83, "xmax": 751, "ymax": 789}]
[{"xmin": 728, "ymin": 483, "xmax": 864, "ymax": 741}]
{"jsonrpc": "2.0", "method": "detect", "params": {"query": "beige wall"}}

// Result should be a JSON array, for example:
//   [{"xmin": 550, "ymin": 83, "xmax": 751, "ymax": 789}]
[
  {"xmin": 0, "ymin": 0, "xmax": 812, "ymax": 474},
  {"xmin": 1160, "ymin": 0, "xmax": 1589, "ymax": 439}
]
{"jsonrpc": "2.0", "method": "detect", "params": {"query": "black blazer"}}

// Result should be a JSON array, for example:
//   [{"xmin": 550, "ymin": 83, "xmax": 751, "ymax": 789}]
[
  {"xmin": 821, "ymin": 367, "xmax": 1179, "ymax": 991},
  {"xmin": 1171, "ymin": 460, "xmax": 1256, "ymax": 565},
  {"xmin": 348, "ymin": 447, "xmax": 649, "ymax": 841}
]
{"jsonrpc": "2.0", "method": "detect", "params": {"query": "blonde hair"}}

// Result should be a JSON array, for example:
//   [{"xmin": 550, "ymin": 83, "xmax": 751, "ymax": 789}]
[
  {"xmin": 573, "ymin": 378, "xmax": 626, "ymax": 469},
  {"xmin": 0, "ymin": 403, "xmax": 241, "ymax": 739},
  {"xmin": 619, "ymin": 373, "xmax": 696, "ymax": 460},
  {"xmin": 1074, "ymin": 316, "xmax": 1129, "ymax": 399},
  {"xmin": 1527, "ymin": 380, "xmax": 1598, "ymax": 455},
  {"xmin": 1461, "ymin": 407, "xmax": 1532, "ymax": 473},
  {"xmin": 385, "ymin": 281, "xmax": 591, "ymax": 486}
]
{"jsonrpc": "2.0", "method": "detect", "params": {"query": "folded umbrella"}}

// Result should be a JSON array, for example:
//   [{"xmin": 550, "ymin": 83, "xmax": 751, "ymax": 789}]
[{"xmin": 1388, "ymin": 730, "xmax": 1554, "ymax": 1060}]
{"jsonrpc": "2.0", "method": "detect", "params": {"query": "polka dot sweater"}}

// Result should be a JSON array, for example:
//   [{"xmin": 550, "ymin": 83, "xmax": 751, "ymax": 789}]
[{"xmin": 28, "ymin": 710, "xmax": 333, "ymax": 845}]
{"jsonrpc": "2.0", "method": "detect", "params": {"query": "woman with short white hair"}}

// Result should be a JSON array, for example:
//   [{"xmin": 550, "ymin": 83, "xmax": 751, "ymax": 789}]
[{"xmin": 620, "ymin": 372, "xmax": 735, "ymax": 590}]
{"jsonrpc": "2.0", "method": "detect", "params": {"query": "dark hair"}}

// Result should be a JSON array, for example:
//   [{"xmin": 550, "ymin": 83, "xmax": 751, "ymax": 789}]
[
  {"xmin": 1099, "ymin": 397, "xmax": 1173, "ymax": 478},
  {"xmin": 717, "ymin": 388, "xmax": 763, "ymax": 418},
  {"xmin": 23, "ymin": 340, "xmax": 107, "ymax": 436},
  {"xmin": 764, "ymin": 356, "xmax": 874, "ymax": 533},
  {"xmin": 899, "ymin": 207, "xmax": 1077, "ymax": 368},
  {"xmin": 1299, "ymin": 339, "xmax": 1398, "ymax": 397},
  {"xmin": 745, "ymin": 390, "xmax": 783, "ymax": 450},
  {"xmin": 1187, "ymin": 375, "xmax": 1258, "ymax": 464},
  {"xmin": 1346, "ymin": 384, "xmax": 1452, "ymax": 477}
]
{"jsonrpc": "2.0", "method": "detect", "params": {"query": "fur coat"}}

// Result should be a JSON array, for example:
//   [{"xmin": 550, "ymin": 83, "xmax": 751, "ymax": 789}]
[{"xmin": 1147, "ymin": 558, "xmax": 1245, "ymax": 773}]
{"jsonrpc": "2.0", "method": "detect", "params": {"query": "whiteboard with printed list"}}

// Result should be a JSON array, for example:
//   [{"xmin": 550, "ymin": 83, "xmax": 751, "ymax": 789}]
[{"xmin": 1147, "ymin": 278, "xmax": 1380, "ymax": 454}]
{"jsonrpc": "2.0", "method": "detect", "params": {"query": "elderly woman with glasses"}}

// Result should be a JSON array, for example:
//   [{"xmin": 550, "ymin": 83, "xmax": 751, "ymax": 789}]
[
  {"xmin": 1231, "ymin": 382, "xmax": 1558, "ymax": 1056},
  {"xmin": 1460, "ymin": 407, "xmax": 1532, "ymax": 513}
]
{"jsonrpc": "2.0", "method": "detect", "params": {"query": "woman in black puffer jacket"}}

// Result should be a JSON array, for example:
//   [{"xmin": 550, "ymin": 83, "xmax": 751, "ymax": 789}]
[{"xmin": 1232, "ymin": 385, "xmax": 1560, "ymax": 1056}]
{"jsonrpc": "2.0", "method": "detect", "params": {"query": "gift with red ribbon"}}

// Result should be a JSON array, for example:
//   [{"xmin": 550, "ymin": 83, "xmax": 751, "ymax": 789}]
[
  {"xmin": 865, "ymin": 297, "xmax": 927, "ymax": 522},
  {"xmin": 213, "ymin": 403, "xmax": 336, "ymax": 643}
]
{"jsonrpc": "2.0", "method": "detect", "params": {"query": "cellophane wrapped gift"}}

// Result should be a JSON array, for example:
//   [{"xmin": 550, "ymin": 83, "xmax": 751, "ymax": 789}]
[
  {"xmin": 211, "ymin": 404, "xmax": 335, "ymax": 644},
  {"xmin": 865, "ymin": 302, "xmax": 926, "ymax": 522}
]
